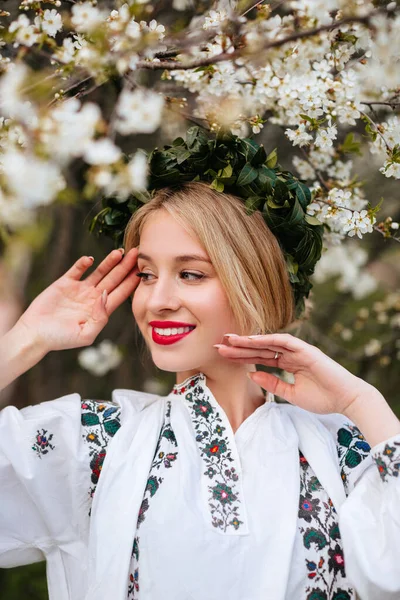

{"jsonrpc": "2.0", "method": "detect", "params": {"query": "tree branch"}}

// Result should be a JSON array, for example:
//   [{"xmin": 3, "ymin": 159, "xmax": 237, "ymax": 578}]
[{"xmin": 135, "ymin": 7, "xmax": 393, "ymax": 71}]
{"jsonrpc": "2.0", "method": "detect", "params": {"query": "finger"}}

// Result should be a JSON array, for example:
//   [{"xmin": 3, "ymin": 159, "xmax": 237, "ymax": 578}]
[
  {"xmin": 220, "ymin": 355, "xmax": 289, "ymax": 369},
  {"xmin": 215, "ymin": 344, "xmax": 288, "ymax": 357},
  {"xmin": 104, "ymin": 269, "xmax": 140, "ymax": 314},
  {"xmin": 84, "ymin": 249, "xmax": 126, "ymax": 287},
  {"xmin": 249, "ymin": 370, "xmax": 295, "ymax": 402},
  {"xmin": 225, "ymin": 332, "xmax": 301, "ymax": 351},
  {"xmin": 95, "ymin": 248, "xmax": 139, "ymax": 294},
  {"xmin": 64, "ymin": 256, "xmax": 95, "ymax": 281}
]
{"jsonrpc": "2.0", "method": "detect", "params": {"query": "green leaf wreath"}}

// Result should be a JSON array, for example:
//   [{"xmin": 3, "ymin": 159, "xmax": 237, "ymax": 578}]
[{"xmin": 90, "ymin": 126, "xmax": 324, "ymax": 318}]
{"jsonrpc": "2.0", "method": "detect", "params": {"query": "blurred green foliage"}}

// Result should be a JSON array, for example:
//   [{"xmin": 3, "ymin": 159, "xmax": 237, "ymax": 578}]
[{"xmin": 0, "ymin": 562, "xmax": 48, "ymax": 599}]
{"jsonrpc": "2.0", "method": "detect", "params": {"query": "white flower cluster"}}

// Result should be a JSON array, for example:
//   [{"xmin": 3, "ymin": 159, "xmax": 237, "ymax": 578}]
[
  {"xmin": 312, "ymin": 243, "xmax": 377, "ymax": 299},
  {"xmin": 78, "ymin": 339, "xmax": 123, "ymax": 376}
]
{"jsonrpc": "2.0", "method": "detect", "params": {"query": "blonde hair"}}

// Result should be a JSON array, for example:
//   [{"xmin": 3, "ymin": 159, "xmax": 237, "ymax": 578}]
[{"xmin": 124, "ymin": 181, "xmax": 295, "ymax": 335}]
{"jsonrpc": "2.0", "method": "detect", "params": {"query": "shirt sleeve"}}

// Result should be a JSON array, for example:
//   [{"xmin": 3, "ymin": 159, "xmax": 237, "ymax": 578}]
[
  {"xmin": 0, "ymin": 393, "xmax": 121, "ymax": 568},
  {"xmin": 318, "ymin": 412, "xmax": 400, "ymax": 599}
]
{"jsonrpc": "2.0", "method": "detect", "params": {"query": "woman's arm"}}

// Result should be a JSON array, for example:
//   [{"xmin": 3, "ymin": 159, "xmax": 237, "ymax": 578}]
[{"xmin": 0, "ymin": 322, "xmax": 48, "ymax": 394}]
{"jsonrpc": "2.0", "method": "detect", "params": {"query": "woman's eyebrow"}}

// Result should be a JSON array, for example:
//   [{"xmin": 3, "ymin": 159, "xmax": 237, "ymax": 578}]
[{"xmin": 137, "ymin": 253, "xmax": 212, "ymax": 264}]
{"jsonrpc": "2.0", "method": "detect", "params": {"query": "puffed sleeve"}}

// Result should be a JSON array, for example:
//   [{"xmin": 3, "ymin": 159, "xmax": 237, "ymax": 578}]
[
  {"xmin": 0, "ymin": 393, "xmax": 121, "ymax": 569},
  {"xmin": 318, "ymin": 413, "xmax": 400, "ymax": 599}
]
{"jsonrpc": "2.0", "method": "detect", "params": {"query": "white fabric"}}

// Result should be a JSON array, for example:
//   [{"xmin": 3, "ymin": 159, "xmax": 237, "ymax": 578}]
[{"xmin": 0, "ymin": 373, "xmax": 399, "ymax": 600}]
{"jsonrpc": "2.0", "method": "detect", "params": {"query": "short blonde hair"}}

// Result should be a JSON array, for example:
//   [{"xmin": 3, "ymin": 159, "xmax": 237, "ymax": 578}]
[{"xmin": 124, "ymin": 181, "xmax": 295, "ymax": 335}]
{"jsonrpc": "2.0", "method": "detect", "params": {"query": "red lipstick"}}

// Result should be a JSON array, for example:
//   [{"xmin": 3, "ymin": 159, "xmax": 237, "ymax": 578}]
[{"xmin": 149, "ymin": 321, "xmax": 196, "ymax": 346}]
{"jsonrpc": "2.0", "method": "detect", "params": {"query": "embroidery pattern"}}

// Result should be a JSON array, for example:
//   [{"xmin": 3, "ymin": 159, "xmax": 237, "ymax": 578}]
[
  {"xmin": 173, "ymin": 373, "xmax": 244, "ymax": 533},
  {"xmin": 127, "ymin": 400, "xmax": 178, "ymax": 600},
  {"xmin": 372, "ymin": 439, "xmax": 400, "ymax": 482},
  {"xmin": 299, "ymin": 451, "xmax": 355, "ymax": 600},
  {"xmin": 32, "ymin": 428, "xmax": 55, "ymax": 458},
  {"xmin": 81, "ymin": 399, "xmax": 121, "ymax": 511},
  {"xmin": 336, "ymin": 423, "xmax": 370, "ymax": 493}
]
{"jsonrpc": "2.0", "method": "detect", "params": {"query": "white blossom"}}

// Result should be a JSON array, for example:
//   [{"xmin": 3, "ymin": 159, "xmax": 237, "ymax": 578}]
[
  {"xmin": 34, "ymin": 9, "xmax": 63, "ymax": 37},
  {"xmin": 71, "ymin": 2, "xmax": 105, "ymax": 33},
  {"xmin": 77, "ymin": 340, "xmax": 123, "ymax": 376},
  {"xmin": 115, "ymin": 88, "xmax": 164, "ymax": 135},
  {"xmin": 364, "ymin": 339, "xmax": 382, "ymax": 357},
  {"xmin": 83, "ymin": 138, "xmax": 122, "ymax": 165},
  {"xmin": 285, "ymin": 123, "xmax": 313, "ymax": 147},
  {"xmin": 0, "ymin": 148, "xmax": 65, "ymax": 217}
]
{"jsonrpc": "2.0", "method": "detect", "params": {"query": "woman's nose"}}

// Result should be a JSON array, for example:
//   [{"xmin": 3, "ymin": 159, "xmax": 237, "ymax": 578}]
[{"xmin": 145, "ymin": 277, "xmax": 181, "ymax": 312}]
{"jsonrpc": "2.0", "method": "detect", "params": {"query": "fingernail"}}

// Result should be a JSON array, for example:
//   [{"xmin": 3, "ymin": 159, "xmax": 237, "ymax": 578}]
[
  {"xmin": 224, "ymin": 333, "xmax": 238, "ymax": 337},
  {"xmin": 88, "ymin": 256, "xmax": 94, "ymax": 262},
  {"xmin": 246, "ymin": 372, "xmax": 254, "ymax": 380},
  {"xmin": 118, "ymin": 248, "xmax": 125, "ymax": 255},
  {"xmin": 213, "ymin": 344, "xmax": 223, "ymax": 348},
  {"xmin": 248, "ymin": 335, "xmax": 259, "ymax": 339}
]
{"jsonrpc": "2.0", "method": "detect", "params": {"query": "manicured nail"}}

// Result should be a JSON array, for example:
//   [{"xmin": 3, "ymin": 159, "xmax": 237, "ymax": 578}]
[
  {"xmin": 87, "ymin": 256, "xmax": 94, "ymax": 262},
  {"xmin": 117, "ymin": 248, "xmax": 125, "ymax": 255},
  {"xmin": 224, "ymin": 333, "xmax": 238, "ymax": 337},
  {"xmin": 213, "ymin": 344, "xmax": 223, "ymax": 348}
]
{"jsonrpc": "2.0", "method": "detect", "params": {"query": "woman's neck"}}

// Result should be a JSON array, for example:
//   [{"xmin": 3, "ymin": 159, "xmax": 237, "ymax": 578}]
[{"xmin": 176, "ymin": 364, "xmax": 266, "ymax": 433}]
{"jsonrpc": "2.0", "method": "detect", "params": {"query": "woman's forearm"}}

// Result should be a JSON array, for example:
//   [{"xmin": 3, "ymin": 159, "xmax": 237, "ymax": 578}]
[
  {"xmin": 0, "ymin": 322, "xmax": 48, "ymax": 395},
  {"xmin": 343, "ymin": 382, "xmax": 400, "ymax": 448}
]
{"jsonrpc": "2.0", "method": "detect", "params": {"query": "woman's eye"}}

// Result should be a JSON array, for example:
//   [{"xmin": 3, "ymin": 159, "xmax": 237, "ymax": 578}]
[{"xmin": 136, "ymin": 271, "xmax": 204, "ymax": 282}]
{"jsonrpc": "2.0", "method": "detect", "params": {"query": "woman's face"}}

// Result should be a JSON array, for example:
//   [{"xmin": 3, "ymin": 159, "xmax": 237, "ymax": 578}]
[{"xmin": 132, "ymin": 209, "xmax": 239, "ymax": 375}]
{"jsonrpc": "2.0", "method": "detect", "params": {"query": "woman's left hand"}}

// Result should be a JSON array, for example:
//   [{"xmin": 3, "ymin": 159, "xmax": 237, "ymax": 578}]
[{"xmin": 216, "ymin": 332, "xmax": 373, "ymax": 416}]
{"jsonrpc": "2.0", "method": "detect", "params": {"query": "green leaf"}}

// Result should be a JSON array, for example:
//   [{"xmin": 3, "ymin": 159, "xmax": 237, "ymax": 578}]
[
  {"xmin": 245, "ymin": 196, "xmax": 262, "ymax": 214},
  {"xmin": 236, "ymin": 163, "xmax": 258, "ymax": 187},
  {"xmin": 341, "ymin": 132, "xmax": 362, "ymax": 156},
  {"xmin": 81, "ymin": 413, "xmax": 100, "ymax": 427},
  {"xmin": 296, "ymin": 182, "xmax": 311, "ymax": 207},
  {"xmin": 266, "ymin": 148, "xmax": 278, "ymax": 169},
  {"xmin": 210, "ymin": 179, "xmax": 224, "ymax": 192},
  {"xmin": 305, "ymin": 215, "xmax": 323, "ymax": 226}
]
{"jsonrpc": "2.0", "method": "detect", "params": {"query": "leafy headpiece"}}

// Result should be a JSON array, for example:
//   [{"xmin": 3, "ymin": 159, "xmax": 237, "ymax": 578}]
[{"xmin": 90, "ymin": 126, "xmax": 324, "ymax": 318}]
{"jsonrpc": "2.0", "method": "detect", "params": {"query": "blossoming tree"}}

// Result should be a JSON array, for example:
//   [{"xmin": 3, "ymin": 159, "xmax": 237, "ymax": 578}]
[{"xmin": 0, "ymin": 0, "xmax": 399, "ymax": 402}]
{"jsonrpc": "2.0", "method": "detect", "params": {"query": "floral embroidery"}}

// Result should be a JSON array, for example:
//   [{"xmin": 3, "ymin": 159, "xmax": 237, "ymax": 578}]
[
  {"xmin": 299, "ymin": 451, "xmax": 355, "ymax": 600},
  {"xmin": 173, "ymin": 373, "xmax": 244, "ymax": 533},
  {"xmin": 336, "ymin": 423, "xmax": 370, "ymax": 493},
  {"xmin": 127, "ymin": 400, "xmax": 178, "ymax": 599},
  {"xmin": 372, "ymin": 439, "xmax": 400, "ymax": 482},
  {"xmin": 81, "ymin": 399, "xmax": 121, "ymax": 511},
  {"xmin": 32, "ymin": 428, "xmax": 55, "ymax": 458}
]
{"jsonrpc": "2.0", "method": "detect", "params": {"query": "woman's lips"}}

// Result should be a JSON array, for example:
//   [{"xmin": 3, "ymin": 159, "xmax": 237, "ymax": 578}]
[{"xmin": 151, "ymin": 327, "xmax": 196, "ymax": 346}]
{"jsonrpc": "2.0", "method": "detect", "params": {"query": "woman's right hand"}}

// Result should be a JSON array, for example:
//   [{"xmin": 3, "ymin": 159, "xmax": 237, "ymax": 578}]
[{"xmin": 16, "ymin": 248, "xmax": 140, "ymax": 354}]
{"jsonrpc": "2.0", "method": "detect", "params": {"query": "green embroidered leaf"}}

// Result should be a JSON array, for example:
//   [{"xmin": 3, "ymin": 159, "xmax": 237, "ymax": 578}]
[
  {"xmin": 303, "ymin": 527, "xmax": 328, "ymax": 550},
  {"xmin": 307, "ymin": 591, "xmax": 328, "ymax": 600},
  {"xmin": 337, "ymin": 427, "xmax": 353, "ymax": 448},
  {"xmin": 146, "ymin": 475, "xmax": 160, "ymax": 497},
  {"xmin": 104, "ymin": 419, "xmax": 121, "ymax": 437},
  {"xmin": 81, "ymin": 413, "xmax": 100, "ymax": 427},
  {"xmin": 345, "ymin": 448, "xmax": 362, "ymax": 469},
  {"xmin": 329, "ymin": 523, "xmax": 340, "ymax": 540},
  {"xmin": 332, "ymin": 591, "xmax": 353, "ymax": 600}
]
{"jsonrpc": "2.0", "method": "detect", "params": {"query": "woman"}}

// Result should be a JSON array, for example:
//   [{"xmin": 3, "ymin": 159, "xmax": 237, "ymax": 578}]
[{"xmin": 0, "ymin": 181, "xmax": 399, "ymax": 600}]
